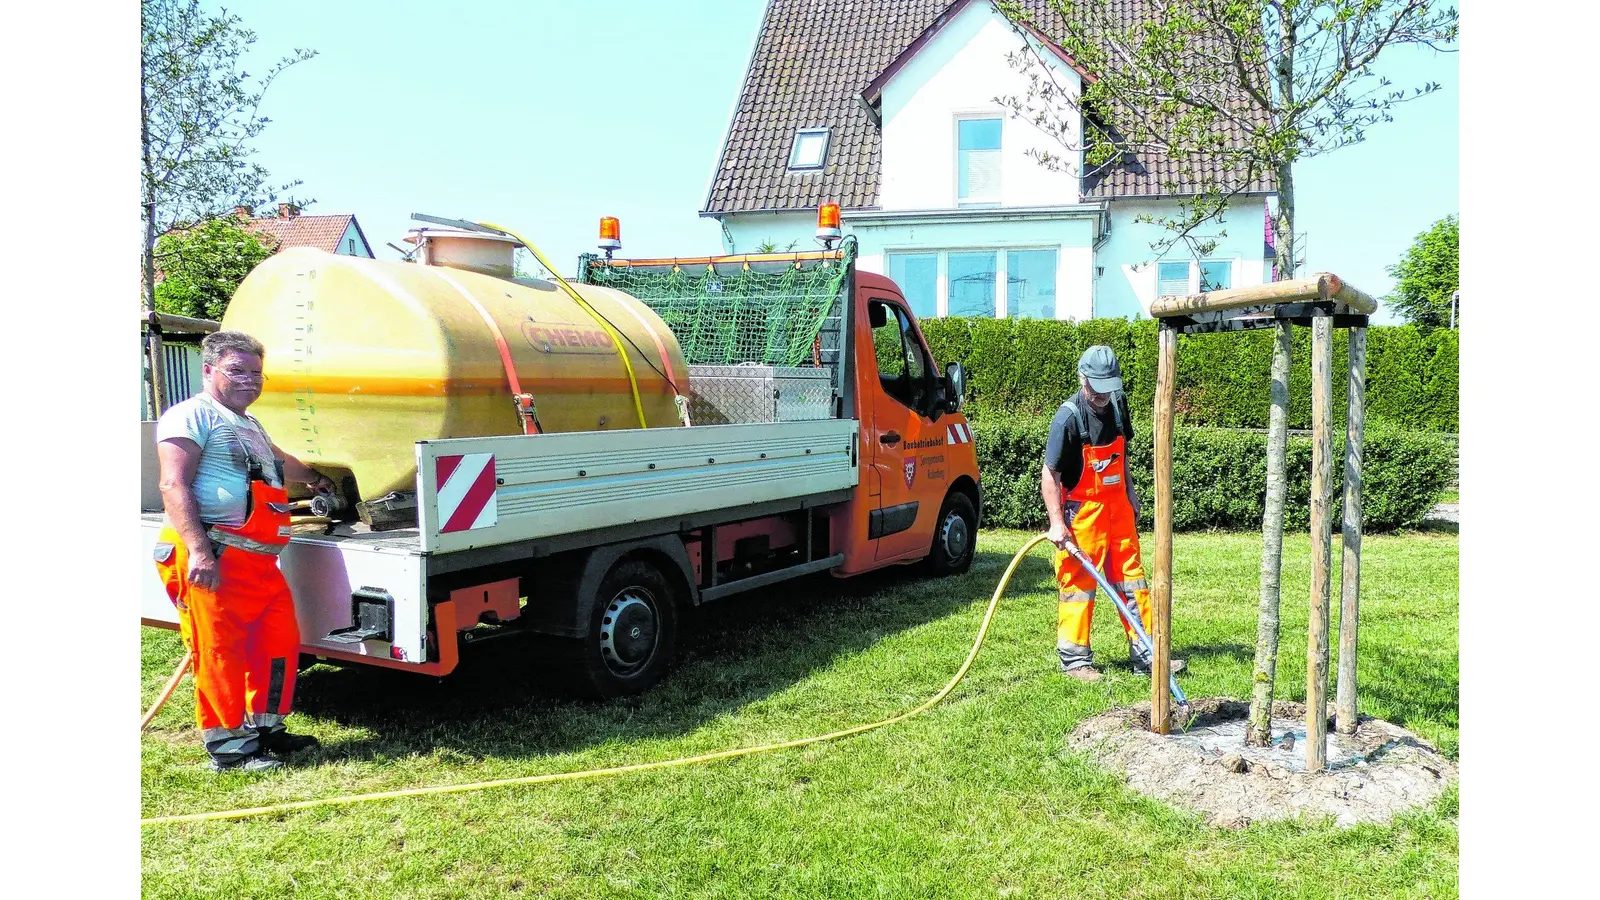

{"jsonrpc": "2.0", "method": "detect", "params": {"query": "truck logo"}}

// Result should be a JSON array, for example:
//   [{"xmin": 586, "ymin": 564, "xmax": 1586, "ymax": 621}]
[
  {"xmin": 904, "ymin": 459, "xmax": 917, "ymax": 487},
  {"xmin": 521, "ymin": 320, "xmax": 615, "ymax": 354}
]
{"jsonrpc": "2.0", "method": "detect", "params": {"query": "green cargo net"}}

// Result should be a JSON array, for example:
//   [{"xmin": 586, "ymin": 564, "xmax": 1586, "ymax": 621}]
[{"xmin": 580, "ymin": 239, "xmax": 855, "ymax": 367}]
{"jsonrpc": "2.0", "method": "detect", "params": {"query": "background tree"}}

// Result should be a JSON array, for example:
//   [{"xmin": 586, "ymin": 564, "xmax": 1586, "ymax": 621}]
[
  {"xmin": 154, "ymin": 217, "xmax": 277, "ymax": 320},
  {"xmin": 1384, "ymin": 214, "xmax": 1458, "ymax": 326},
  {"xmin": 997, "ymin": 0, "xmax": 1458, "ymax": 277},
  {"xmin": 141, "ymin": 0, "xmax": 315, "ymax": 312}
]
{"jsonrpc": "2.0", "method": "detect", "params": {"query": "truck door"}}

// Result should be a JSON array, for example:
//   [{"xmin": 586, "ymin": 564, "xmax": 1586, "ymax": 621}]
[{"xmin": 864, "ymin": 296, "xmax": 944, "ymax": 561}]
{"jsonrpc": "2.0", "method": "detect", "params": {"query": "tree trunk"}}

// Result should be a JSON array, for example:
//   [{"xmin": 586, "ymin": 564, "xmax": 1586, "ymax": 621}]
[
  {"xmin": 1246, "ymin": 320, "xmax": 1293, "ymax": 746},
  {"xmin": 1273, "ymin": 161, "xmax": 1295, "ymax": 281}
]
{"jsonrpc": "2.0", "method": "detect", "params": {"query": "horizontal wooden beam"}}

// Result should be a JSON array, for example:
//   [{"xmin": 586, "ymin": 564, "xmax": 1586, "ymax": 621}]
[
  {"xmin": 143, "ymin": 310, "xmax": 220, "ymax": 334},
  {"xmin": 1151, "ymin": 273, "xmax": 1377, "ymax": 318}
]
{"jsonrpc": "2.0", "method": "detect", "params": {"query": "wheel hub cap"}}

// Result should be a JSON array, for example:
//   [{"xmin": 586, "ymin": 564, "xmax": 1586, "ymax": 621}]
[
  {"xmin": 942, "ymin": 512, "xmax": 969, "ymax": 559},
  {"xmin": 600, "ymin": 590, "xmax": 658, "ymax": 670}
]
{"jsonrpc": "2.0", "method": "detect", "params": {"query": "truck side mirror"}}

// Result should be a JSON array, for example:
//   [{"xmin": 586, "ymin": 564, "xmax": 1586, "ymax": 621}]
[{"xmin": 944, "ymin": 362, "xmax": 966, "ymax": 412}]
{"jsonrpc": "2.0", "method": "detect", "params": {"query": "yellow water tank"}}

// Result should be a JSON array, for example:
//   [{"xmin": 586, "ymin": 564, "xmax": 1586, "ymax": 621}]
[{"xmin": 221, "ymin": 244, "xmax": 689, "ymax": 501}]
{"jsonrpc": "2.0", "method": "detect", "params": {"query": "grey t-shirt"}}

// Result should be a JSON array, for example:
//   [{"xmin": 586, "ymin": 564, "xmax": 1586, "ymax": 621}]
[{"xmin": 155, "ymin": 393, "xmax": 281, "ymax": 526}]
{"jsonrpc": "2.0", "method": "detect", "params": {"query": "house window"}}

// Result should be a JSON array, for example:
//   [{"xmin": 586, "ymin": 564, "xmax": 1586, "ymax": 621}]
[
  {"xmin": 789, "ymin": 128, "xmax": 829, "ymax": 170},
  {"xmin": 347, "ymin": 238, "xmax": 357, "ymax": 255},
  {"xmin": 1006, "ymin": 249, "xmax": 1057, "ymax": 319},
  {"xmin": 948, "ymin": 251, "xmax": 998, "ymax": 316},
  {"xmin": 957, "ymin": 117, "xmax": 1002, "ymax": 204},
  {"xmin": 886, "ymin": 253, "xmax": 938, "ymax": 320},
  {"xmin": 1157, "ymin": 262, "xmax": 1191, "ymax": 298},
  {"xmin": 1199, "ymin": 260, "xmax": 1232, "ymax": 292}
]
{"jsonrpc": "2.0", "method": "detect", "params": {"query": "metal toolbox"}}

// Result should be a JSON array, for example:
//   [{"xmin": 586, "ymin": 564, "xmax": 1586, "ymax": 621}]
[{"xmin": 685, "ymin": 364, "xmax": 834, "ymax": 425}]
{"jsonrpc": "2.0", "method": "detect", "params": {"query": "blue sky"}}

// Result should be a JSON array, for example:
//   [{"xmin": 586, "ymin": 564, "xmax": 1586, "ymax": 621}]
[{"xmin": 228, "ymin": 0, "xmax": 1457, "ymax": 324}]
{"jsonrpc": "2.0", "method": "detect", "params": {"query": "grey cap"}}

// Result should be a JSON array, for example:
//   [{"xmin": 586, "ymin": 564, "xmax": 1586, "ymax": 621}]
[{"xmin": 1077, "ymin": 345, "xmax": 1123, "ymax": 394}]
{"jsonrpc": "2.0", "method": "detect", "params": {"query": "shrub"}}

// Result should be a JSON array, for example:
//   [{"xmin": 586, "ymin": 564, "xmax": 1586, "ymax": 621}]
[
  {"xmin": 967, "ymin": 411, "xmax": 1453, "ymax": 533},
  {"xmin": 922, "ymin": 318, "xmax": 1458, "ymax": 433}
]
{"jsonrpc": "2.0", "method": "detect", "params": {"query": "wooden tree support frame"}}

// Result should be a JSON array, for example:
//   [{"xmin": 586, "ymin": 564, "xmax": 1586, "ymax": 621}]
[{"xmin": 1148, "ymin": 274, "xmax": 1370, "ymax": 772}]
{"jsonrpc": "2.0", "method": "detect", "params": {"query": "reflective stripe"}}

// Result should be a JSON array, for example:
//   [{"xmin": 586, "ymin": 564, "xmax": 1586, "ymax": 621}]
[
  {"xmin": 1057, "ymin": 640, "xmax": 1094, "ymax": 669},
  {"xmin": 201, "ymin": 726, "xmax": 259, "ymax": 760},
  {"xmin": 266, "ymin": 657, "xmax": 286, "ymax": 714},
  {"xmin": 206, "ymin": 527, "xmax": 286, "ymax": 557},
  {"xmin": 1113, "ymin": 579, "xmax": 1149, "ymax": 593},
  {"xmin": 1059, "ymin": 591, "xmax": 1094, "ymax": 604},
  {"xmin": 249, "ymin": 713, "xmax": 285, "ymax": 731}
]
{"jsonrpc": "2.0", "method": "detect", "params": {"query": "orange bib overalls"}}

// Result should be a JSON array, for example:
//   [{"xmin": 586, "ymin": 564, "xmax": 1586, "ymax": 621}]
[
  {"xmin": 1052, "ymin": 407, "xmax": 1154, "ymax": 672},
  {"xmin": 153, "ymin": 443, "xmax": 299, "ymax": 764}
]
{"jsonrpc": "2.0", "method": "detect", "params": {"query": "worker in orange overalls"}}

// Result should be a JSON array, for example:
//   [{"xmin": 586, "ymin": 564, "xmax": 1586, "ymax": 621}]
[
  {"xmin": 1040, "ymin": 346, "xmax": 1185, "ymax": 682},
  {"xmin": 153, "ymin": 331, "xmax": 336, "ymax": 772}
]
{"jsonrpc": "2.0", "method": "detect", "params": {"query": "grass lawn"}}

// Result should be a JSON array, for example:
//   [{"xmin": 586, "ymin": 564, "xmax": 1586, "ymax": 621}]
[{"xmin": 141, "ymin": 529, "xmax": 1458, "ymax": 899}]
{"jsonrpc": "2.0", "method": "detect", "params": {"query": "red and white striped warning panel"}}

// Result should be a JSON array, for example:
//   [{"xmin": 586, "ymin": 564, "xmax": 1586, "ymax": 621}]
[
  {"xmin": 946, "ymin": 422, "xmax": 972, "ymax": 445},
  {"xmin": 435, "ymin": 453, "xmax": 498, "ymax": 533}
]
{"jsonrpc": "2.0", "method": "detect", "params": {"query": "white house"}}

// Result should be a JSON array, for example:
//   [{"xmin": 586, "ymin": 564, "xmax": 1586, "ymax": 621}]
[{"xmin": 700, "ymin": 0, "xmax": 1276, "ymax": 320}]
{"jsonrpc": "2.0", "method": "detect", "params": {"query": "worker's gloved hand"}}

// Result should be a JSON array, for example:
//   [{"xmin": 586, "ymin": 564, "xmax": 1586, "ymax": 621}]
[{"xmin": 188, "ymin": 549, "xmax": 220, "ymax": 591}]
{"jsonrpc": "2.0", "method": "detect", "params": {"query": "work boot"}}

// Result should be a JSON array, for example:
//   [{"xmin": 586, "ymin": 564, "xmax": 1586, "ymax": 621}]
[
  {"xmin": 257, "ymin": 728, "xmax": 320, "ymax": 755},
  {"xmin": 1133, "ymin": 658, "xmax": 1187, "ymax": 677},
  {"xmin": 208, "ymin": 752, "xmax": 284, "ymax": 773},
  {"xmin": 1062, "ymin": 665, "xmax": 1103, "ymax": 682}
]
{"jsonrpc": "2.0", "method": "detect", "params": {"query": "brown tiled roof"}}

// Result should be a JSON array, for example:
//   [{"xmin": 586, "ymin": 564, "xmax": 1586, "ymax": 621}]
[
  {"xmin": 702, "ymin": 0, "xmax": 1274, "ymax": 215},
  {"xmin": 245, "ymin": 213, "xmax": 372, "ymax": 256}
]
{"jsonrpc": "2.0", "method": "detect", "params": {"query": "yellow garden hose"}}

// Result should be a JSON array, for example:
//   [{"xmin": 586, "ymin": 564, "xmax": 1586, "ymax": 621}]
[
  {"xmin": 477, "ymin": 219, "xmax": 649, "ymax": 429},
  {"xmin": 140, "ymin": 535, "xmax": 1053, "ymax": 827}
]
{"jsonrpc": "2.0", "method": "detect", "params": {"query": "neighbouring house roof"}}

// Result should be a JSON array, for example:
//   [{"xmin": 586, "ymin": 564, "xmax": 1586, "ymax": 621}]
[
  {"xmin": 701, "ymin": 0, "xmax": 1275, "ymax": 216},
  {"xmin": 244, "ymin": 211, "xmax": 373, "ymax": 256}
]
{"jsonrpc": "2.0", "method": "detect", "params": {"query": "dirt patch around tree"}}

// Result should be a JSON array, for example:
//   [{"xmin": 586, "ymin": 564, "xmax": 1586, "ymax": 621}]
[{"xmin": 1068, "ymin": 698, "xmax": 1456, "ymax": 829}]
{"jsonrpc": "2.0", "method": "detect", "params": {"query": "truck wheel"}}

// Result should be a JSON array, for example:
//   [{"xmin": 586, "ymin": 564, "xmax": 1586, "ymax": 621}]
[
  {"xmin": 566, "ymin": 559, "xmax": 680, "ymax": 699},
  {"xmin": 924, "ymin": 491, "xmax": 977, "ymax": 577}
]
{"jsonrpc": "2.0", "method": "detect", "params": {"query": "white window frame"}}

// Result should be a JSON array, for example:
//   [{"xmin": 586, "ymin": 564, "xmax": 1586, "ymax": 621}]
[
  {"xmin": 884, "ymin": 245, "xmax": 1062, "ymax": 319},
  {"xmin": 954, "ymin": 114, "xmax": 1003, "ymax": 207},
  {"xmin": 788, "ymin": 127, "xmax": 830, "ymax": 171},
  {"xmin": 1156, "ymin": 258, "xmax": 1239, "ymax": 297}
]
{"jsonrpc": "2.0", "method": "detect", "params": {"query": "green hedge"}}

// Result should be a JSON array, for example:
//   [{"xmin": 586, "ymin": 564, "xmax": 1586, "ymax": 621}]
[
  {"xmin": 921, "ymin": 318, "xmax": 1458, "ymax": 433},
  {"xmin": 970, "ymin": 411, "xmax": 1454, "ymax": 533}
]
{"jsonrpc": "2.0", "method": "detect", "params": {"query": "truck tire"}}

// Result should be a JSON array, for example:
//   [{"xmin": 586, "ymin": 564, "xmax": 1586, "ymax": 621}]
[
  {"xmin": 924, "ymin": 491, "xmax": 977, "ymax": 576},
  {"xmin": 564, "ymin": 558, "xmax": 681, "ymax": 699}
]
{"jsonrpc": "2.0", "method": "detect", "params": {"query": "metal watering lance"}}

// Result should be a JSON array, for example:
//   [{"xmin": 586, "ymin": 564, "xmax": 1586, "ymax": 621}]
[{"xmin": 1061, "ymin": 543, "xmax": 1190, "ymax": 719}]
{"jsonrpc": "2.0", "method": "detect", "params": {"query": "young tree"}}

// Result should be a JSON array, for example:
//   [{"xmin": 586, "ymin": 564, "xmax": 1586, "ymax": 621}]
[
  {"xmin": 1385, "ymin": 213, "xmax": 1458, "ymax": 326},
  {"xmin": 997, "ymin": 0, "xmax": 1458, "ymax": 277},
  {"xmin": 154, "ymin": 217, "xmax": 277, "ymax": 320},
  {"xmin": 997, "ymin": 0, "xmax": 1456, "ymax": 745},
  {"xmin": 141, "ymin": 0, "xmax": 315, "ymax": 312}
]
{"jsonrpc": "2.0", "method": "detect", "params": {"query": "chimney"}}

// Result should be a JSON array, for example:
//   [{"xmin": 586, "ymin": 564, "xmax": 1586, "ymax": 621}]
[
  {"xmin": 234, "ymin": 205, "xmax": 253, "ymax": 220},
  {"xmin": 278, "ymin": 203, "xmax": 300, "ymax": 218}
]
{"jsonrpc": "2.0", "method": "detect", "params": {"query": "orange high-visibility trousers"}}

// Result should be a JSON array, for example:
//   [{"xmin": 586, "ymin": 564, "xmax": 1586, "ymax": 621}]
[
  {"xmin": 152, "ymin": 526, "xmax": 299, "ymax": 763},
  {"xmin": 1052, "ymin": 434, "xmax": 1153, "ymax": 671}
]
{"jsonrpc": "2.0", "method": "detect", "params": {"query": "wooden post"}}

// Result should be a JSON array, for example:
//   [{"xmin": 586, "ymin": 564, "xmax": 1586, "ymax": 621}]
[
  {"xmin": 1336, "ymin": 326, "xmax": 1368, "ymax": 734},
  {"xmin": 1150, "ymin": 324, "xmax": 1177, "ymax": 734},
  {"xmin": 1247, "ymin": 321, "xmax": 1293, "ymax": 746},
  {"xmin": 147, "ymin": 328, "xmax": 168, "ymax": 418},
  {"xmin": 1306, "ymin": 313, "xmax": 1335, "ymax": 772}
]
